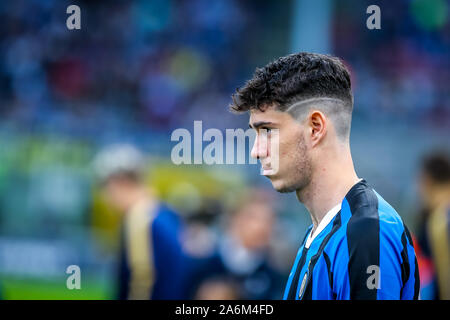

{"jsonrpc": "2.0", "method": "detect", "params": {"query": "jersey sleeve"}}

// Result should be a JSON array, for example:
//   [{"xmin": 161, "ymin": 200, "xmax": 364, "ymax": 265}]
[{"xmin": 334, "ymin": 209, "xmax": 406, "ymax": 300}]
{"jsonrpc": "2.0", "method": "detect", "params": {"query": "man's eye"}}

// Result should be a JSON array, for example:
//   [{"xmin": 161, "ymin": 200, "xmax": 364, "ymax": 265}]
[{"xmin": 261, "ymin": 127, "xmax": 272, "ymax": 133}]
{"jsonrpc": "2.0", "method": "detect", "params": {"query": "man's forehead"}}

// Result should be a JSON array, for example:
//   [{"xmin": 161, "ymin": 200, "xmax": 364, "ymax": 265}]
[{"xmin": 249, "ymin": 107, "xmax": 291, "ymax": 126}]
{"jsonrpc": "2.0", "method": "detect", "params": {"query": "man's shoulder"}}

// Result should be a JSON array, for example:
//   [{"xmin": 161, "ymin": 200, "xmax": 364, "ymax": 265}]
[
  {"xmin": 326, "ymin": 181, "xmax": 407, "ymax": 254},
  {"xmin": 153, "ymin": 202, "xmax": 180, "ymax": 222},
  {"xmin": 151, "ymin": 202, "xmax": 184, "ymax": 236},
  {"xmin": 342, "ymin": 180, "xmax": 404, "ymax": 227},
  {"xmin": 343, "ymin": 179, "xmax": 378, "ymax": 215}
]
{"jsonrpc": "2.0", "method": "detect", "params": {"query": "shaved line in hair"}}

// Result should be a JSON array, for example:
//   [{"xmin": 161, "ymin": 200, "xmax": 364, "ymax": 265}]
[
  {"xmin": 284, "ymin": 97, "xmax": 347, "ymax": 113},
  {"xmin": 284, "ymin": 97, "xmax": 353, "ymax": 142}
]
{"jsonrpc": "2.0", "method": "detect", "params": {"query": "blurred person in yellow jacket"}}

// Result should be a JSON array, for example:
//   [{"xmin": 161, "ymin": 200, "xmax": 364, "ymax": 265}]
[
  {"xmin": 417, "ymin": 152, "xmax": 450, "ymax": 299},
  {"xmin": 93, "ymin": 144, "xmax": 189, "ymax": 299}
]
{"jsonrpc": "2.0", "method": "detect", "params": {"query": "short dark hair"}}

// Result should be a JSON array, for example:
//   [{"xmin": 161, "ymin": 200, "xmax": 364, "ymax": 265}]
[
  {"xmin": 422, "ymin": 152, "xmax": 450, "ymax": 184},
  {"xmin": 230, "ymin": 52, "xmax": 353, "ymax": 113}
]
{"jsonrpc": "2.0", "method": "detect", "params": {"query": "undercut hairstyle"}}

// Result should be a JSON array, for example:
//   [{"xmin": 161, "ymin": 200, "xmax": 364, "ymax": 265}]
[{"xmin": 230, "ymin": 52, "xmax": 354, "ymax": 140}]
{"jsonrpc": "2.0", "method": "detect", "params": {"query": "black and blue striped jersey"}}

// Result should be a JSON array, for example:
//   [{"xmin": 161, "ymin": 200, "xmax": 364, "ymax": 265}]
[{"xmin": 283, "ymin": 179, "xmax": 420, "ymax": 300}]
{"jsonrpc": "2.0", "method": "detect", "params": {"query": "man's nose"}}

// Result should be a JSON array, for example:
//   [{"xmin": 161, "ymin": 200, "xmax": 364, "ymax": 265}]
[{"xmin": 251, "ymin": 134, "xmax": 268, "ymax": 159}]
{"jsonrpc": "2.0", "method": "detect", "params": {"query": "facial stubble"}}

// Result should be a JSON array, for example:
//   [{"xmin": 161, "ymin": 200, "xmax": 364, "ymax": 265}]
[{"xmin": 273, "ymin": 133, "xmax": 313, "ymax": 194}]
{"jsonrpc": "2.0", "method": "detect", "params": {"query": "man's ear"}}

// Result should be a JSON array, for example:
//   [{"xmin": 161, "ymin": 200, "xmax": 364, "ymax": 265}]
[{"xmin": 308, "ymin": 110, "xmax": 327, "ymax": 147}]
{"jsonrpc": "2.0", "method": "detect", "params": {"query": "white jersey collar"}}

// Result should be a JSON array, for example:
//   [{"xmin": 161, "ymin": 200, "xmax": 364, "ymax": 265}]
[{"xmin": 305, "ymin": 203, "xmax": 341, "ymax": 249}]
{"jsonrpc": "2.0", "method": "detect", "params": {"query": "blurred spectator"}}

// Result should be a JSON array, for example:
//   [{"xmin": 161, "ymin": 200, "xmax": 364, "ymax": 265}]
[
  {"xmin": 415, "ymin": 151, "xmax": 450, "ymax": 299},
  {"xmin": 93, "ymin": 144, "xmax": 189, "ymax": 299},
  {"xmin": 190, "ymin": 190, "xmax": 284, "ymax": 300}
]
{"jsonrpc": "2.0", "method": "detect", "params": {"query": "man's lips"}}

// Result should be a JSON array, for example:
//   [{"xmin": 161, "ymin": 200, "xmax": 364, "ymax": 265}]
[
  {"xmin": 261, "ymin": 162, "xmax": 271, "ymax": 171},
  {"xmin": 260, "ymin": 163, "xmax": 274, "ymax": 175}
]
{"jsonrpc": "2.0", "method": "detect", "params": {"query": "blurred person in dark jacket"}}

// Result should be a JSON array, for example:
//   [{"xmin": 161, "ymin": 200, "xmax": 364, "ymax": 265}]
[
  {"xmin": 191, "ymin": 190, "xmax": 284, "ymax": 300},
  {"xmin": 93, "ymin": 144, "xmax": 188, "ymax": 300},
  {"xmin": 416, "ymin": 151, "xmax": 450, "ymax": 299}
]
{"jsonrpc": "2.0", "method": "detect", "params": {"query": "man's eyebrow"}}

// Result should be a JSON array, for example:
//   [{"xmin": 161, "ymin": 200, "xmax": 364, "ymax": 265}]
[{"xmin": 249, "ymin": 121, "xmax": 273, "ymax": 129}]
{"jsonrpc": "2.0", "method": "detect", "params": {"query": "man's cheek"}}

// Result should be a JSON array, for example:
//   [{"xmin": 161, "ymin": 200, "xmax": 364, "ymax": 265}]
[{"xmin": 269, "ymin": 129, "xmax": 280, "ymax": 174}]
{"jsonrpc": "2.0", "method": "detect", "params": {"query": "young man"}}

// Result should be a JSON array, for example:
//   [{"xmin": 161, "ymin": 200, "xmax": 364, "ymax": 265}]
[{"xmin": 230, "ymin": 52, "xmax": 420, "ymax": 300}]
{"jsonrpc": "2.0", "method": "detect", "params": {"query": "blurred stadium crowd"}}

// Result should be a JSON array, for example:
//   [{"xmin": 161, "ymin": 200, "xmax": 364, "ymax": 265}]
[{"xmin": 0, "ymin": 0, "xmax": 448, "ymax": 299}]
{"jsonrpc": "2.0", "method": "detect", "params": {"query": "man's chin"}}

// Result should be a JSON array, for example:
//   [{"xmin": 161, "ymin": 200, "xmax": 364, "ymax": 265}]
[{"xmin": 269, "ymin": 177, "xmax": 297, "ymax": 194}]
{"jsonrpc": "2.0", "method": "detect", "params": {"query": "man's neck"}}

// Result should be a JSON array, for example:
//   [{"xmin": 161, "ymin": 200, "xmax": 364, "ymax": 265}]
[{"xmin": 296, "ymin": 149, "xmax": 359, "ymax": 232}]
